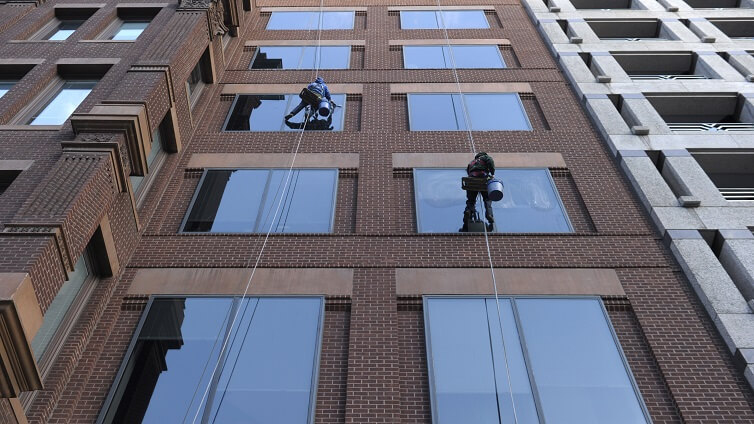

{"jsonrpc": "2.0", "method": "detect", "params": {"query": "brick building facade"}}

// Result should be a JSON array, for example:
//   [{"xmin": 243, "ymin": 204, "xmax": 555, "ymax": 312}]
[{"xmin": 0, "ymin": 0, "xmax": 751, "ymax": 423}]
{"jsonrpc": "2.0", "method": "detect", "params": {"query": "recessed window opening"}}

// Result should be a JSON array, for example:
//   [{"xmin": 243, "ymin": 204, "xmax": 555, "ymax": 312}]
[
  {"xmin": 266, "ymin": 11, "xmax": 355, "ymax": 30},
  {"xmin": 182, "ymin": 168, "xmax": 338, "ymax": 233},
  {"xmin": 250, "ymin": 45, "xmax": 350, "ymax": 69},
  {"xmin": 224, "ymin": 94, "xmax": 346, "ymax": 132},
  {"xmin": 99, "ymin": 8, "xmax": 159, "ymax": 40},
  {"xmin": 413, "ymin": 168, "xmax": 572, "ymax": 233},
  {"xmin": 129, "ymin": 113, "xmax": 173, "ymax": 202},
  {"xmin": 403, "ymin": 45, "xmax": 505, "ymax": 69},
  {"xmin": 27, "ymin": 80, "xmax": 96, "ymax": 125},
  {"xmin": 612, "ymin": 52, "xmax": 713, "ymax": 80},
  {"xmin": 98, "ymin": 296, "xmax": 324, "ymax": 424},
  {"xmin": 587, "ymin": 19, "xmax": 667, "ymax": 41},
  {"xmin": 0, "ymin": 63, "xmax": 34, "ymax": 99},
  {"xmin": 424, "ymin": 296, "xmax": 651, "ymax": 424},
  {"xmin": 407, "ymin": 93, "xmax": 531, "ymax": 131},
  {"xmin": 186, "ymin": 49, "xmax": 212, "ymax": 110},
  {"xmin": 645, "ymin": 93, "xmax": 754, "ymax": 132},
  {"xmin": 399, "ymin": 10, "xmax": 489, "ymax": 29},
  {"xmin": 33, "ymin": 8, "xmax": 98, "ymax": 40},
  {"xmin": 691, "ymin": 151, "xmax": 754, "ymax": 201},
  {"xmin": 708, "ymin": 19, "xmax": 754, "ymax": 39},
  {"xmin": 0, "ymin": 170, "xmax": 21, "ymax": 195},
  {"xmin": 570, "ymin": 0, "xmax": 633, "ymax": 9},
  {"xmin": 685, "ymin": 0, "xmax": 742, "ymax": 8}
]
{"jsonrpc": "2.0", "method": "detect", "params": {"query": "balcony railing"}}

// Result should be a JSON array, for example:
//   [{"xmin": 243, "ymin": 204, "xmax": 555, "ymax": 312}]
[
  {"xmin": 667, "ymin": 122, "xmax": 754, "ymax": 133},
  {"xmin": 602, "ymin": 37, "xmax": 665, "ymax": 41},
  {"xmin": 719, "ymin": 188, "xmax": 754, "ymax": 201},
  {"xmin": 630, "ymin": 74, "xmax": 707, "ymax": 80}
]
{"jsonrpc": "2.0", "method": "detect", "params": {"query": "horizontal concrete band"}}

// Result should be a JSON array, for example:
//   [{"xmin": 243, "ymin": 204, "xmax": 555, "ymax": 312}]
[
  {"xmin": 187, "ymin": 153, "xmax": 359, "ymax": 169},
  {"xmin": 222, "ymin": 83, "xmax": 363, "ymax": 95},
  {"xmin": 129, "ymin": 268, "xmax": 354, "ymax": 296},
  {"xmin": 396, "ymin": 268, "xmax": 625, "ymax": 296},
  {"xmin": 387, "ymin": 5, "xmax": 495, "ymax": 10},
  {"xmin": 391, "ymin": 82, "xmax": 532, "ymax": 94},
  {"xmin": 246, "ymin": 40, "xmax": 365, "ymax": 46},
  {"xmin": 259, "ymin": 6, "xmax": 367, "ymax": 12},
  {"xmin": 389, "ymin": 39, "xmax": 510, "ymax": 46},
  {"xmin": 393, "ymin": 152, "xmax": 566, "ymax": 168},
  {"xmin": 0, "ymin": 160, "xmax": 33, "ymax": 171}
]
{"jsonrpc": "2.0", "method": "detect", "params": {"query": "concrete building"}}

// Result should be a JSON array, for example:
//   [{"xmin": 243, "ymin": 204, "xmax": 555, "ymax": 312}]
[
  {"xmin": 0, "ymin": 0, "xmax": 752, "ymax": 423},
  {"xmin": 521, "ymin": 0, "xmax": 754, "ymax": 391}
]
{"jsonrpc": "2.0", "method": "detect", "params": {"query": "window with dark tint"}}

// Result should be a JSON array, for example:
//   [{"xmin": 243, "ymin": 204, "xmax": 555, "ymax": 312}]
[
  {"xmin": 0, "ymin": 170, "xmax": 21, "ymax": 195},
  {"xmin": 129, "ymin": 122, "xmax": 168, "ymax": 197},
  {"xmin": 404, "ymin": 45, "xmax": 505, "ymax": 69},
  {"xmin": 413, "ymin": 168, "xmax": 571, "ymax": 233},
  {"xmin": 28, "ymin": 80, "xmax": 97, "ymax": 125},
  {"xmin": 225, "ymin": 94, "xmax": 346, "ymax": 131},
  {"xmin": 186, "ymin": 50, "xmax": 211, "ymax": 109},
  {"xmin": 100, "ymin": 296, "xmax": 323, "ymax": 424},
  {"xmin": 408, "ymin": 93, "xmax": 531, "ymax": 131},
  {"xmin": 251, "ymin": 46, "xmax": 350, "ymax": 69},
  {"xmin": 425, "ymin": 297, "xmax": 650, "ymax": 424},
  {"xmin": 34, "ymin": 8, "xmax": 98, "ymax": 40},
  {"xmin": 266, "ymin": 11, "xmax": 354, "ymax": 30},
  {"xmin": 183, "ymin": 168, "xmax": 338, "ymax": 233},
  {"xmin": 400, "ymin": 10, "xmax": 489, "ymax": 29}
]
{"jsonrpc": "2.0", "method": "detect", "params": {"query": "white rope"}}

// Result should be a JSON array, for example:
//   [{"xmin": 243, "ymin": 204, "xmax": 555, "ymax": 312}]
[
  {"xmin": 185, "ymin": 1, "xmax": 328, "ymax": 422},
  {"xmin": 435, "ymin": 4, "xmax": 520, "ymax": 424}
]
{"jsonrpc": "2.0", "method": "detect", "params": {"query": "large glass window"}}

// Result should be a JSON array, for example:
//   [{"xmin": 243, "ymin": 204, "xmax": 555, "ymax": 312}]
[
  {"xmin": 424, "ymin": 297, "xmax": 650, "ymax": 424},
  {"xmin": 111, "ymin": 20, "xmax": 149, "ymax": 40},
  {"xmin": 403, "ymin": 45, "xmax": 505, "ymax": 69},
  {"xmin": 251, "ymin": 46, "xmax": 350, "ymax": 69},
  {"xmin": 100, "ymin": 296, "xmax": 324, "ymax": 424},
  {"xmin": 183, "ymin": 168, "xmax": 338, "ymax": 233},
  {"xmin": 44, "ymin": 19, "xmax": 85, "ymax": 40},
  {"xmin": 408, "ymin": 93, "xmax": 531, "ymax": 131},
  {"xmin": 400, "ymin": 10, "xmax": 489, "ymax": 29},
  {"xmin": 413, "ymin": 168, "xmax": 572, "ymax": 233},
  {"xmin": 28, "ymin": 80, "xmax": 96, "ymax": 125},
  {"xmin": 224, "ymin": 94, "xmax": 346, "ymax": 132},
  {"xmin": 266, "ymin": 11, "xmax": 354, "ymax": 30}
]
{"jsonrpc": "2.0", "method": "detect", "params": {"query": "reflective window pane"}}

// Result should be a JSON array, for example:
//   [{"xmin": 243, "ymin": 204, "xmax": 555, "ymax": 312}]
[
  {"xmin": 183, "ymin": 169, "xmax": 338, "ymax": 233},
  {"xmin": 252, "ymin": 46, "xmax": 350, "ymax": 70},
  {"xmin": 425, "ymin": 297, "xmax": 648, "ymax": 424},
  {"xmin": 404, "ymin": 45, "xmax": 505, "ymax": 69},
  {"xmin": 103, "ymin": 297, "xmax": 323, "ymax": 424},
  {"xmin": 516, "ymin": 298, "xmax": 649, "ymax": 424},
  {"xmin": 111, "ymin": 21, "xmax": 149, "ymax": 40},
  {"xmin": 46, "ymin": 20, "xmax": 84, "ymax": 40},
  {"xmin": 0, "ymin": 81, "xmax": 15, "ymax": 99},
  {"xmin": 400, "ymin": 10, "xmax": 488, "ymax": 29},
  {"xmin": 225, "ymin": 94, "xmax": 345, "ymax": 132},
  {"xmin": 413, "ymin": 168, "xmax": 572, "ymax": 233},
  {"xmin": 266, "ymin": 11, "xmax": 354, "ymax": 30},
  {"xmin": 408, "ymin": 93, "xmax": 530, "ymax": 131},
  {"xmin": 29, "ymin": 81, "xmax": 96, "ymax": 125}
]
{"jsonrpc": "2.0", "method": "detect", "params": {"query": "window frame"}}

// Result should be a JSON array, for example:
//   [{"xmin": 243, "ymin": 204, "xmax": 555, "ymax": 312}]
[
  {"xmin": 399, "ymin": 10, "xmax": 490, "ymax": 30},
  {"xmin": 406, "ymin": 92, "xmax": 532, "ymax": 131},
  {"xmin": 423, "ymin": 295, "xmax": 652, "ymax": 424},
  {"xmin": 12, "ymin": 77, "xmax": 97, "ymax": 126},
  {"xmin": 180, "ymin": 167, "xmax": 340, "ymax": 234},
  {"xmin": 412, "ymin": 167, "xmax": 572, "ymax": 233},
  {"xmin": 95, "ymin": 295, "xmax": 326, "ymax": 424},
  {"xmin": 31, "ymin": 18, "xmax": 85, "ymax": 41},
  {"xmin": 265, "ymin": 11, "xmax": 356, "ymax": 30},
  {"xmin": 249, "ymin": 45, "xmax": 352, "ymax": 70},
  {"xmin": 129, "ymin": 121, "xmax": 169, "ymax": 205},
  {"xmin": 222, "ymin": 93, "xmax": 347, "ymax": 132},
  {"xmin": 186, "ymin": 60, "xmax": 207, "ymax": 110},
  {"xmin": 0, "ymin": 80, "xmax": 16, "ymax": 99},
  {"xmin": 402, "ymin": 44, "xmax": 506, "ymax": 69},
  {"xmin": 97, "ymin": 18, "xmax": 150, "ymax": 41}
]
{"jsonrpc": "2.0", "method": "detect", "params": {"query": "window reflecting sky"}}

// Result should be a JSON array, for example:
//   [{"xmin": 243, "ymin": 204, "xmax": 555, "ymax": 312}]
[
  {"xmin": 225, "ymin": 94, "xmax": 345, "ymax": 132},
  {"xmin": 400, "ymin": 10, "xmax": 489, "ymax": 29},
  {"xmin": 0, "ymin": 81, "xmax": 14, "ymax": 99},
  {"xmin": 266, "ymin": 11, "xmax": 354, "ymax": 30},
  {"xmin": 408, "ymin": 93, "xmax": 531, "ymax": 131},
  {"xmin": 29, "ymin": 81, "xmax": 95, "ymax": 125},
  {"xmin": 252, "ymin": 46, "xmax": 350, "ymax": 69},
  {"xmin": 46, "ymin": 20, "xmax": 83, "ymax": 40},
  {"xmin": 414, "ymin": 168, "xmax": 571, "ymax": 233},
  {"xmin": 404, "ymin": 45, "xmax": 505, "ymax": 69},
  {"xmin": 111, "ymin": 21, "xmax": 149, "ymax": 40}
]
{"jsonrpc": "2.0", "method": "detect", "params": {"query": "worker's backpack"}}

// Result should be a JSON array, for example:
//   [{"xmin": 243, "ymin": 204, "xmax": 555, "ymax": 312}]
[{"xmin": 468, "ymin": 155, "xmax": 492, "ymax": 177}]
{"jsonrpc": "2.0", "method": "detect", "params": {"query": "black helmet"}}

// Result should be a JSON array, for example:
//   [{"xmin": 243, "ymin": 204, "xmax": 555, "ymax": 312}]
[{"xmin": 475, "ymin": 152, "xmax": 487, "ymax": 158}]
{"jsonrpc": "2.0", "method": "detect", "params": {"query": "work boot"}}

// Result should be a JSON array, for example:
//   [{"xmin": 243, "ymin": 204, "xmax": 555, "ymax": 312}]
[
  {"xmin": 284, "ymin": 113, "xmax": 293, "ymax": 121},
  {"xmin": 486, "ymin": 222, "xmax": 494, "ymax": 232}
]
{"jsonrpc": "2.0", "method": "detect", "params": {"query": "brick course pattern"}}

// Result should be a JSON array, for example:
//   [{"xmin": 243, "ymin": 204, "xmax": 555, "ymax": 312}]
[{"xmin": 0, "ymin": 0, "xmax": 751, "ymax": 423}]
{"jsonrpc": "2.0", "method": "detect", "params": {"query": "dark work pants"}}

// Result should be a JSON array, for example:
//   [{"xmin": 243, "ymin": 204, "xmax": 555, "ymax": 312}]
[
  {"xmin": 288, "ymin": 100, "xmax": 309, "ymax": 118},
  {"xmin": 465, "ymin": 190, "xmax": 494, "ymax": 222}
]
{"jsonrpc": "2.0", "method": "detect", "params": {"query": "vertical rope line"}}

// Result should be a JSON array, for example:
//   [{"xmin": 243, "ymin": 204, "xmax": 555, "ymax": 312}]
[
  {"xmin": 435, "ymin": 3, "xmax": 519, "ymax": 423},
  {"xmin": 185, "ymin": 1, "xmax": 327, "ymax": 421}
]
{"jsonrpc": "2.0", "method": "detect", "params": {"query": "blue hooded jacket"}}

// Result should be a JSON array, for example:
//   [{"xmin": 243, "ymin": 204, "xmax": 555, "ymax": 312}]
[{"xmin": 308, "ymin": 77, "xmax": 331, "ymax": 101}]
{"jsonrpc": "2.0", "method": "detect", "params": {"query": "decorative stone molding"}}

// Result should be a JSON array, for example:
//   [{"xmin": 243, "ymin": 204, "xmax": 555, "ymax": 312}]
[
  {"xmin": 178, "ymin": 0, "xmax": 235, "ymax": 39},
  {"xmin": 0, "ymin": 273, "xmax": 43, "ymax": 398},
  {"xmin": 70, "ymin": 104, "xmax": 152, "ymax": 177}
]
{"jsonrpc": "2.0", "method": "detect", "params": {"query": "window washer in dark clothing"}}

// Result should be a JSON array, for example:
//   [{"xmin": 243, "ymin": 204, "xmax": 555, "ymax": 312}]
[
  {"xmin": 461, "ymin": 152, "xmax": 496, "ymax": 232},
  {"xmin": 284, "ymin": 110, "xmax": 334, "ymax": 131},
  {"xmin": 285, "ymin": 77, "xmax": 333, "ymax": 121}
]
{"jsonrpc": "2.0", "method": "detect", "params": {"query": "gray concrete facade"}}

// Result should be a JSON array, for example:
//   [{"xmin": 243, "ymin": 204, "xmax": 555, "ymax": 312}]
[{"xmin": 521, "ymin": 0, "xmax": 754, "ymax": 389}]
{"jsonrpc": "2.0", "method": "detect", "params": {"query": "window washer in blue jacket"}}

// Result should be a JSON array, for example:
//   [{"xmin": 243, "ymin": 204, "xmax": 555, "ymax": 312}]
[{"xmin": 285, "ymin": 77, "xmax": 334, "ymax": 121}]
